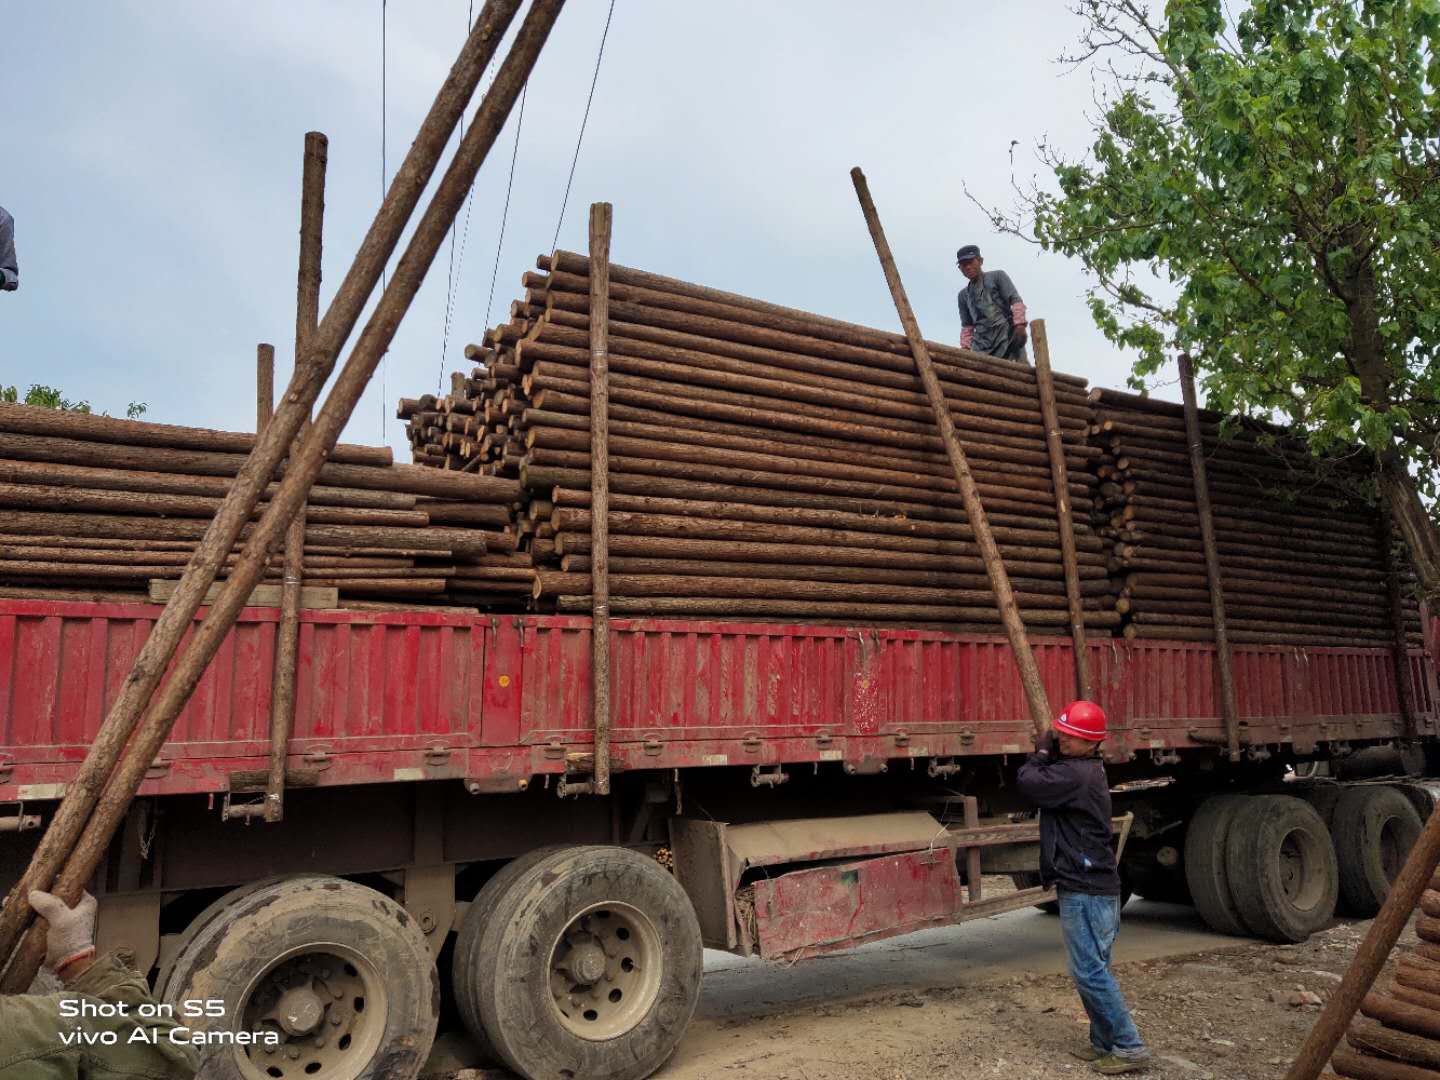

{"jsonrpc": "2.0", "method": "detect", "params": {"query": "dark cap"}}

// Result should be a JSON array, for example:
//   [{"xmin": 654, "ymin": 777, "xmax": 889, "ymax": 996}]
[{"xmin": 956, "ymin": 244, "xmax": 981, "ymax": 264}]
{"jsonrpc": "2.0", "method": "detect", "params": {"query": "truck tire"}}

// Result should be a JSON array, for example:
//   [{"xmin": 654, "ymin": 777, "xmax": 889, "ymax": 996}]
[
  {"xmin": 1333, "ymin": 785, "xmax": 1423, "ymax": 917},
  {"xmin": 1225, "ymin": 794, "xmax": 1338, "ymax": 943},
  {"xmin": 163, "ymin": 876, "xmax": 439, "ymax": 1080},
  {"xmin": 452, "ymin": 846, "xmax": 569, "ymax": 1064},
  {"xmin": 472, "ymin": 845, "xmax": 703, "ymax": 1080},
  {"xmin": 1183, "ymin": 794, "xmax": 1249, "ymax": 936},
  {"xmin": 157, "ymin": 873, "xmax": 329, "ymax": 999}
]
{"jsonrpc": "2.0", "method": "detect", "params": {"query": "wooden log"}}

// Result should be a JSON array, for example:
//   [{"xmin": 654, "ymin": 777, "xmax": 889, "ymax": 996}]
[
  {"xmin": 535, "ymin": 571, "xmax": 1114, "ymax": 609},
  {"xmin": 1380, "ymin": 511, "xmax": 1419, "ymax": 740},
  {"xmin": 0, "ymin": 482, "xmax": 430, "ymax": 527},
  {"xmin": 0, "ymin": 458, "xmax": 417, "ymax": 509},
  {"xmin": 521, "ymin": 401, "xmax": 1097, "ymax": 472},
  {"xmin": 549, "ymin": 487, "xmax": 1096, "ymax": 549},
  {"xmin": 553, "ymin": 531, "xmax": 1099, "ymax": 577},
  {"xmin": 0, "ymin": 403, "xmax": 390, "ymax": 467},
  {"xmin": 257, "ymin": 344, "xmax": 275, "ymax": 432},
  {"xmin": 1126, "ymin": 625, "xmax": 1399, "ymax": 647},
  {"xmin": 850, "ymin": 167, "xmax": 1050, "ymax": 736},
  {"xmin": 1032, "ymin": 320, "xmax": 1089, "ymax": 698},
  {"xmin": 523, "ymin": 358, "xmax": 1077, "ymax": 449},
  {"xmin": 1347, "ymin": 1018, "xmax": 1440, "ymax": 1070},
  {"xmin": 0, "ymin": 585, "xmax": 149, "ymax": 604},
  {"xmin": 1398, "ymin": 958, "xmax": 1440, "ymax": 998},
  {"xmin": 1391, "ymin": 984, "xmax": 1440, "ymax": 1015},
  {"xmin": 524, "ymin": 448, "xmax": 1088, "ymax": 513},
  {"xmin": 526, "ymin": 420, "xmax": 1088, "ymax": 497},
  {"xmin": 551, "ymin": 509, "xmax": 1107, "ymax": 567},
  {"xmin": 525, "ymin": 464, "xmax": 1091, "ymax": 527},
  {"xmin": 588, "ymin": 201, "xmax": 614, "ymax": 797},
  {"xmin": 0, "ymin": 431, "xmax": 520, "ymax": 502},
  {"xmin": 1332, "ymin": 1047, "xmax": 1440, "ymax": 1080},
  {"xmin": 554, "ymin": 593, "xmax": 1123, "ymax": 625},
  {"xmin": 526, "ymin": 380, "xmax": 1099, "ymax": 465},
  {"xmin": 558, "ymin": 556, "xmax": 1114, "ymax": 593},
  {"xmin": 0, "ymin": 510, "xmax": 486, "ymax": 554},
  {"xmin": 412, "ymin": 500, "xmax": 513, "ymax": 526}
]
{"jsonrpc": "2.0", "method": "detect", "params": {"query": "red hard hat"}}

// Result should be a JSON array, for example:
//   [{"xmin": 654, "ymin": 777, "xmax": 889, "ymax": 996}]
[{"xmin": 1055, "ymin": 700, "xmax": 1107, "ymax": 741}]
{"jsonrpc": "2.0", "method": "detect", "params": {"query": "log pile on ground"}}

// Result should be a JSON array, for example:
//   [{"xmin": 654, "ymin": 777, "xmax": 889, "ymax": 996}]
[
  {"xmin": 1088, "ymin": 388, "xmax": 1423, "ymax": 648},
  {"xmin": 401, "ymin": 251, "xmax": 1120, "ymax": 630},
  {"xmin": 0, "ymin": 403, "xmax": 525, "ymax": 610},
  {"xmin": 1327, "ymin": 876, "xmax": 1440, "ymax": 1079}
]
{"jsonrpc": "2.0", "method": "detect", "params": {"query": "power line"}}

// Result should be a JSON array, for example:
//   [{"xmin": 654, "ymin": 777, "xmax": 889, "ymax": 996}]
[
  {"xmin": 550, "ymin": 0, "xmax": 617, "ymax": 253},
  {"xmin": 438, "ymin": 0, "xmax": 475, "ymax": 395},
  {"xmin": 380, "ymin": 0, "xmax": 389, "ymax": 441},
  {"xmin": 485, "ymin": 82, "xmax": 528, "ymax": 329}
]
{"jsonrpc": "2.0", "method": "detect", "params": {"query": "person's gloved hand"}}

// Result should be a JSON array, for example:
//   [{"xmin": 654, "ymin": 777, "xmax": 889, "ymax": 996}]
[{"xmin": 28, "ymin": 890, "xmax": 97, "ymax": 974}]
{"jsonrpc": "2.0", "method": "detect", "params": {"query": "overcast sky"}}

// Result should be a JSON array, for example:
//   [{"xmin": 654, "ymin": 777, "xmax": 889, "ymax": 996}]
[{"xmin": 1, "ymin": 1, "xmax": 1181, "ymax": 454}]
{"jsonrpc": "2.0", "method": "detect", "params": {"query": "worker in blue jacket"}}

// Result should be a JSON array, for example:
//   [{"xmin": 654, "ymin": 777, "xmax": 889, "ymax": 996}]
[{"xmin": 1017, "ymin": 700, "xmax": 1150, "ymax": 1075}]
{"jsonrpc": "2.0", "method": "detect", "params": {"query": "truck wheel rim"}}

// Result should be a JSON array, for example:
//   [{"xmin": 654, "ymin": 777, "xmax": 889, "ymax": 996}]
[
  {"xmin": 1279, "ymin": 828, "xmax": 1326, "ymax": 911},
  {"xmin": 235, "ymin": 942, "xmax": 388, "ymax": 1080},
  {"xmin": 547, "ymin": 900, "xmax": 663, "ymax": 1040}
]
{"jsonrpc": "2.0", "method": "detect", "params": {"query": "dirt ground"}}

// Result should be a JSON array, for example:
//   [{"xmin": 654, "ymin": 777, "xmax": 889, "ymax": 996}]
[{"xmin": 428, "ymin": 915, "xmax": 1414, "ymax": 1080}]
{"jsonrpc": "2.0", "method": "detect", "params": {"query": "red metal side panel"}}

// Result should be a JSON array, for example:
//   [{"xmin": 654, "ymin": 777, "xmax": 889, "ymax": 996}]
[
  {"xmin": 750, "ymin": 848, "xmax": 961, "ymax": 959},
  {"xmin": 0, "ymin": 601, "xmax": 485, "ymax": 799},
  {"xmin": 1, "ymin": 602, "xmax": 1434, "ymax": 797}
]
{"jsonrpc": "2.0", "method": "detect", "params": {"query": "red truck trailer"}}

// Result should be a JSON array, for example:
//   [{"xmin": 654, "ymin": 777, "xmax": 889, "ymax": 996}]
[{"xmin": 1, "ymin": 597, "xmax": 1436, "ymax": 1079}]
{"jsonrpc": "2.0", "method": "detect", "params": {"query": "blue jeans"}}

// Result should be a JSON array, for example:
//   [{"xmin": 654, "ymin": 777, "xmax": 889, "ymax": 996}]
[{"xmin": 1058, "ymin": 890, "xmax": 1148, "ymax": 1058}]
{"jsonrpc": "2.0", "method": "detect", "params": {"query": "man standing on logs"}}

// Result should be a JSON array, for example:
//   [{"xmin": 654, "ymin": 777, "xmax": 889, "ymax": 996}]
[
  {"xmin": 0, "ymin": 206, "xmax": 17, "ymax": 292},
  {"xmin": 1017, "ymin": 701, "xmax": 1151, "ymax": 1075},
  {"xmin": 957, "ymin": 244, "xmax": 1025, "ymax": 361}
]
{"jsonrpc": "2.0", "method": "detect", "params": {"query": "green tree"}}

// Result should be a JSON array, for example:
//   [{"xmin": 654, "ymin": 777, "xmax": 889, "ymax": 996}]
[
  {"xmin": 2, "ymin": 383, "xmax": 147, "ymax": 419},
  {"xmin": 984, "ymin": 0, "xmax": 1440, "ymax": 596}
]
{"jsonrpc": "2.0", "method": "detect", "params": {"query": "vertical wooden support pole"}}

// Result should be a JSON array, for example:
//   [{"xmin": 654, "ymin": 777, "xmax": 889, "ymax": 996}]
[
  {"xmin": 256, "ymin": 344, "xmax": 275, "ymax": 432},
  {"xmin": 264, "ymin": 131, "xmax": 328, "ymax": 823},
  {"xmin": 962, "ymin": 796, "xmax": 983, "ymax": 904},
  {"xmin": 1283, "ymin": 806, "xmax": 1440, "ymax": 1080},
  {"xmin": 850, "ymin": 167, "xmax": 1051, "ymax": 739},
  {"xmin": 1379, "ymin": 509, "xmax": 1418, "ymax": 741},
  {"xmin": 1031, "ymin": 319, "xmax": 1090, "ymax": 701},
  {"xmin": 1177, "ymin": 354, "xmax": 1240, "ymax": 763},
  {"xmin": 589, "ymin": 202, "xmax": 613, "ymax": 796}
]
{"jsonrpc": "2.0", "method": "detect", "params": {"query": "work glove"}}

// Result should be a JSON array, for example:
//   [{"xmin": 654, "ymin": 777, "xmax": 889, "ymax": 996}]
[{"xmin": 29, "ymin": 890, "xmax": 97, "ymax": 975}]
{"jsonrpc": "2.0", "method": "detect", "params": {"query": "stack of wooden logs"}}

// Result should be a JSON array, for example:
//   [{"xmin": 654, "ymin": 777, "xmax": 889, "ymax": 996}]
[
  {"xmin": 402, "ymin": 251, "xmax": 1122, "ymax": 630},
  {"xmin": 0, "ymin": 403, "xmax": 527, "ymax": 610},
  {"xmin": 1327, "ymin": 873, "xmax": 1440, "ymax": 1078},
  {"xmin": 1089, "ymin": 388, "xmax": 1423, "ymax": 648}
]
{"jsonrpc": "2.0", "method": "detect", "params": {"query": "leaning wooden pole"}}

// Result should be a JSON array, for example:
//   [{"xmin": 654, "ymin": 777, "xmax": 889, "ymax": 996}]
[
  {"xmin": 1177, "ymin": 353, "xmax": 1241, "ymax": 763},
  {"xmin": 589, "ymin": 202, "xmax": 614, "ymax": 796},
  {"xmin": 0, "ymin": 0, "xmax": 540, "ymax": 989},
  {"xmin": 1379, "ymin": 507, "xmax": 1419, "ymax": 743},
  {"xmin": 849, "ymin": 167, "xmax": 1051, "ymax": 738},
  {"xmin": 256, "ymin": 344, "xmax": 275, "ymax": 432},
  {"xmin": 266, "ymin": 131, "xmax": 328, "ymax": 823},
  {"xmin": 1284, "ymin": 805, "xmax": 1440, "ymax": 1080},
  {"xmin": 1031, "ymin": 319, "xmax": 1090, "ymax": 700}
]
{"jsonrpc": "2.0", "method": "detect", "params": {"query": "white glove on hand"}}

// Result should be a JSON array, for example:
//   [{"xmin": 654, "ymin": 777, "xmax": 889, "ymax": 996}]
[{"xmin": 28, "ymin": 890, "xmax": 97, "ymax": 974}]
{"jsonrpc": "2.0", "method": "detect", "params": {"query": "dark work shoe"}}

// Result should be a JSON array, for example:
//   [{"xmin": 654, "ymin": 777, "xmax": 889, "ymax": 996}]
[{"xmin": 1070, "ymin": 1045, "xmax": 1106, "ymax": 1062}]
